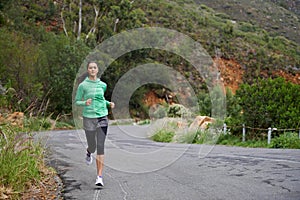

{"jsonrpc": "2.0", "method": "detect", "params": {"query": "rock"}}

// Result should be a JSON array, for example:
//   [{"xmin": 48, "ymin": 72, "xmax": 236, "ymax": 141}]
[
  {"xmin": 189, "ymin": 115, "xmax": 215, "ymax": 132},
  {"xmin": 0, "ymin": 112, "xmax": 24, "ymax": 127}
]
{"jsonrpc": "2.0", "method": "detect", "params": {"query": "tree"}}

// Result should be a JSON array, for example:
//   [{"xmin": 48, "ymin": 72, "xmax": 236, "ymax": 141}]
[
  {"xmin": 39, "ymin": 33, "xmax": 90, "ymax": 115},
  {"xmin": 235, "ymin": 77, "xmax": 300, "ymax": 129},
  {"xmin": 0, "ymin": 28, "xmax": 44, "ymax": 112}
]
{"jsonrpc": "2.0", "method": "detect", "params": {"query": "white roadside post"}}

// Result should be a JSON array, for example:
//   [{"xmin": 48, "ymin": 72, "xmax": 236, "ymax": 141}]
[
  {"xmin": 242, "ymin": 124, "xmax": 246, "ymax": 142},
  {"xmin": 223, "ymin": 123, "xmax": 227, "ymax": 135},
  {"xmin": 268, "ymin": 127, "xmax": 277, "ymax": 145},
  {"xmin": 268, "ymin": 127, "xmax": 272, "ymax": 145}
]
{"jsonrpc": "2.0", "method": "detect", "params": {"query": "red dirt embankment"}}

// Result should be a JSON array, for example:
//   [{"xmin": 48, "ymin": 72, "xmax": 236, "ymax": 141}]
[{"xmin": 143, "ymin": 57, "xmax": 300, "ymax": 104}]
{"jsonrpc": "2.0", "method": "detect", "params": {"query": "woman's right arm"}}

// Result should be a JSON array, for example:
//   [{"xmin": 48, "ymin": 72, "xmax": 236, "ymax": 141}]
[{"xmin": 75, "ymin": 84, "xmax": 86, "ymax": 106}]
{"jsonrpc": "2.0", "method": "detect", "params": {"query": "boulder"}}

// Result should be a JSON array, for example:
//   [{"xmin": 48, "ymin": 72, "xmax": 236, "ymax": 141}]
[
  {"xmin": 1, "ymin": 112, "xmax": 24, "ymax": 127},
  {"xmin": 189, "ymin": 116, "xmax": 215, "ymax": 131}
]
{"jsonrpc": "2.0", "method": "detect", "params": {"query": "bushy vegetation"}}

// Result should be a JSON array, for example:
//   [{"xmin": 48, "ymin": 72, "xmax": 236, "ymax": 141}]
[
  {"xmin": 270, "ymin": 132, "xmax": 300, "ymax": 149},
  {"xmin": 221, "ymin": 77, "xmax": 300, "ymax": 148},
  {"xmin": 234, "ymin": 77, "xmax": 300, "ymax": 130},
  {"xmin": 151, "ymin": 129, "xmax": 175, "ymax": 143},
  {"xmin": 216, "ymin": 134, "xmax": 269, "ymax": 148},
  {"xmin": 0, "ymin": 0, "xmax": 146, "ymax": 118},
  {"xmin": 0, "ymin": 124, "xmax": 45, "ymax": 199},
  {"xmin": 215, "ymin": 131, "xmax": 300, "ymax": 149},
  {"xmin": 153, "ymin": 77, "xmax": 300, "ymax": 149},
  {"xmin": 178, "ymin": 129, "xmax": 222, "ymax": 144},
  {"xmin": 0, "ymin": 27, "xmax": 90, "ymax": 116}
]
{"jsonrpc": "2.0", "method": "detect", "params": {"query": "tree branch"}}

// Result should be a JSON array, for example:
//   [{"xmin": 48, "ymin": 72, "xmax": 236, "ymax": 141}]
[
  {"xmin": 86, "ymin": 5, "xmax": 99, "ymax": 41},
  {"xmin": 60, "ymin": 7, "xmax": 68, "ymax": 37}
]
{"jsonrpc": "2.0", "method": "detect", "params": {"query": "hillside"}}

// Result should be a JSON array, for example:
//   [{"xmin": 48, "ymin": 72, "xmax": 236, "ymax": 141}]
[
  {"xmin": 192, "ymin": 0, "xmax": 300, "ymax": 91},
  {"xmin": 141, "ymin": 0, "xmax": 300, "ymax": 88},
  {"xmin": 0, "ymin": 0, "xmax": 299, "ymax": 116},
  {"xmin": 195, "ymin": 0, "xmax": 300, "ymax": 45}
]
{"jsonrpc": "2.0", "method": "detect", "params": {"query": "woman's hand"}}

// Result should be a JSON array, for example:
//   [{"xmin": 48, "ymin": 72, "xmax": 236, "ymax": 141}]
[
  {"xmin": 110, "ymin": 102, "xmax": 115, "ymax": 109},
  {"xmin": 86, "ymin": 99, "xmax": 92, "ymax": 106}
]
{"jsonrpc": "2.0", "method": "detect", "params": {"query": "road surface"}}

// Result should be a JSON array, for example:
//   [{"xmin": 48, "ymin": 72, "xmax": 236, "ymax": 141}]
[{"xmin": 37, "ymin": 125, "xmax": 300, "ymax": 200}]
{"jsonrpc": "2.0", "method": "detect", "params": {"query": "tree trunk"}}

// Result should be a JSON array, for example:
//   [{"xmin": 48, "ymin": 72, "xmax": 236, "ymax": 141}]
[
  {"xmin": 61, "ymin": 7, "xmax": 68, "ymax": 37},
  {"xmin": 77, "ymin": 0, "xmax": 82, "ymax": 40},
  {"xmin": 114, "ymin": 18, "xmax": 119, "ymax": 32}
]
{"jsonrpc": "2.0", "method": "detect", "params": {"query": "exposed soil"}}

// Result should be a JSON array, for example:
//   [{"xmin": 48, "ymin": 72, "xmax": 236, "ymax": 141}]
[
  {"xmin": 217, "ymin": 58, "xmax": 300, "ymax": 91},
  {"xmin": 273, "ymin": 69, "xmax": 300, "ymax": 84},
  {"xmin": 215, "ymin": 58, "xmax": 244, "ymax": 93},
  {"xmin": 21, "ymin": 171, "xmax": 63, "ymax": 200},
  {"xmin": 143, "ymin": 90, "xmax": 166, "ymax": 107},
  {"xmin": 142, "ymin": 57, "xmax": 300, "ymax": 105}
]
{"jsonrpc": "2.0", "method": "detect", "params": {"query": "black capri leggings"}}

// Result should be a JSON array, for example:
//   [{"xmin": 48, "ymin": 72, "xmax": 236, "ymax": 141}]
[{"xmin": 85, "ymin": 126, "xmax": 107, "ymax": 155}]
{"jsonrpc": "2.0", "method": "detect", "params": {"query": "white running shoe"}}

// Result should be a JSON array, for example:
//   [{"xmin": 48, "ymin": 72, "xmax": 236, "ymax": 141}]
[
  {"xmin": 85, "ymin": 151, "xmax": 93, "ymax": 165},
  {"xmin": 95, "ymin": 176, "xmax": 104, "ymax": 187}
]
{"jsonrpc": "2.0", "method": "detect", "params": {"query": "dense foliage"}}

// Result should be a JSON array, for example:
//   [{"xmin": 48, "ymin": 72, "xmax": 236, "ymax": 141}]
[
  {"xmin": 235, "ymin": 77, "xmax": 300, "ymax": 129},
  {"xmin": 270, "ymin": 132, "xmax": 300, "ymax": 149},
  {"xmin": 0, "ymin": 27, "xmax": 90, "ymax": 115}
]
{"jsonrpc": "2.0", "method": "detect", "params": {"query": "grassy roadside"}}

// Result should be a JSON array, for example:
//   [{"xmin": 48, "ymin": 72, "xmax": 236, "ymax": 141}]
[
  {"xmin": 0, "ymin": 116, "xmax": 67, "ymax": 199},
  {"xmin": 151, "ymin": 120, "xmax": 300, "ymax": 149}
]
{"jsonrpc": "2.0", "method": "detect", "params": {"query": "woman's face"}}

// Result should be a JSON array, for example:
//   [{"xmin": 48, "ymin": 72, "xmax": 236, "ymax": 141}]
[{"xmin": 87, "ymin": 62, "xmax": 98, "ymax": 77}]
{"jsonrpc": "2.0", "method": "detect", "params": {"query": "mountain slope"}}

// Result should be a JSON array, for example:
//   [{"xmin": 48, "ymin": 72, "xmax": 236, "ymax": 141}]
[
  {"xmin": 0, "ymin": 0, "xmax": 299, "ymax": 116},
  {"xmin": 195, "ymin": 0, "xmax": 300, "ymax": 45}
]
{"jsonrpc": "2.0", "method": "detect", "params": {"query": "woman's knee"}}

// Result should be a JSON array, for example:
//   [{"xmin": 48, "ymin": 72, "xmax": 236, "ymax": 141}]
[
  {"xmin": 97, "ymin": 143, "xmax": 105, "ymax": 155},
  {"xmin": 85, "ymin": 130, "xmax": 97, "ymax": 153},
  {"xmin": 96, "ymin": 127, "xmax": 107, "ymax": 155}
]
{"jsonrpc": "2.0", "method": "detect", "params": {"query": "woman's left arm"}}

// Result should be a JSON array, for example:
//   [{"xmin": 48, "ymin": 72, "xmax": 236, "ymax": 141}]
[{"xmin": 106, "ymin": 101, "xmax": 115, "ymax": 108}]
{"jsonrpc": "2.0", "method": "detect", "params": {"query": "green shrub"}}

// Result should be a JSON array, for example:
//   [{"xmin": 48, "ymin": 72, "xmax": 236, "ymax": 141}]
[
  {"xmin": 191, "ymin": 129, "xmax": 221, "ymax": 144},
  {"xmin": 235, "ymin": 78, "xmax": 300, "ymax": 130},
  {"xmin": 238, "ymin": 22, "xmax": 257, "ymax": 32},
  {"xmin": 216, "ymin": 134, "xmax": 268, "ymax": 148},
  {"xmin": 152, "ymin": 105, "xmax": 168, "ymax": 119},
  {"xmin": 167, "ymin": 104, "xmax": 191, "ymax": 118},
  {"xmin": 24, "ymin": 116, "xmax": 52, "ymax": 131},
  {"xmin": 270, "ymin": 132, "xmax": 300, "ymax": 149},
  {"xmin": 217, "ymin": 134, "xmax": 241, "ymax": 145},
  {"xmin": 151, "ymin": 129, "xmax": 175, "ymax": 143},
  {"xmin": 176, "ymin": 130, "xmax": 197, "ymax": 143},
  {"xmin": 137, "ymin": 119, "xmax": 151, "ymax": 125}
]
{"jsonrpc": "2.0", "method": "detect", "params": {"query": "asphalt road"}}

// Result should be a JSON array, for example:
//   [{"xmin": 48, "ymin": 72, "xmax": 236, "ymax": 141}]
[{"xmin": 37, "ymin": 125, "xmax": 300, "ymax": 200}]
